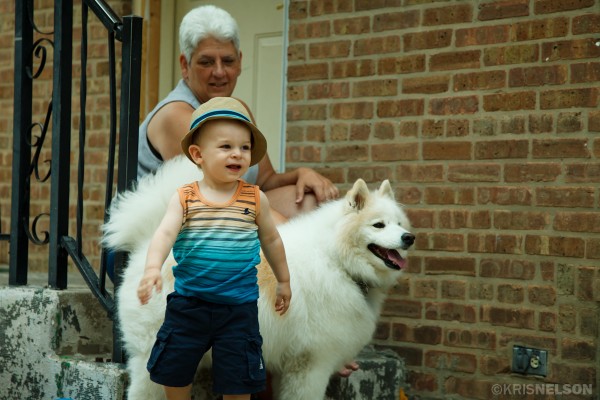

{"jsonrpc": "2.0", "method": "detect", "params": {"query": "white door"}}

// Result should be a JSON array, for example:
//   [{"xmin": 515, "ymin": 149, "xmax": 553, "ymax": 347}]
[{"xmin": 161, "ymin": 0, "xmax": 286, "ymax": 171}]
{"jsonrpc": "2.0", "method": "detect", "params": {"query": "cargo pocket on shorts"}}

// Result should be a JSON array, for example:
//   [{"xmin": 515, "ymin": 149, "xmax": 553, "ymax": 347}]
[
  {"xmin": 146, "ymin": 327, "xmax": 172, "ymax": 372},
  {"xmin": 245, "ymin": 335, "xmax": 266, "ymax": 383}
]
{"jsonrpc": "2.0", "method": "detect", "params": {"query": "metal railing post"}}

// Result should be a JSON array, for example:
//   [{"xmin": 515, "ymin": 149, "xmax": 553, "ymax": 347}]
[
  {"xmin": 48, "ymin": 0, "xmax": 73, "ymax": 290},
  {"xmin": 9, "ymin": 0, "xmax": 34, "ymax": 286}
]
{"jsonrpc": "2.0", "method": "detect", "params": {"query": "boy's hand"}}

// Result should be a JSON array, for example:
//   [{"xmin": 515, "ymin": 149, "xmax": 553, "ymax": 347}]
[
  {"xmin": 137, "ymin": 268, "xmax": 162, "ymax": 305},
  {"xmin": 274, "ymin": 281, "xmax": 292, "ymax": 315}
]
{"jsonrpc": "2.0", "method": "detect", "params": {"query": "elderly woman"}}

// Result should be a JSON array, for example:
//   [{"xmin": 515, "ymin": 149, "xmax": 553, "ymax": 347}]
[{"xmin": 138, "ymin": 5, "xmax": 339, "ymax": 222}]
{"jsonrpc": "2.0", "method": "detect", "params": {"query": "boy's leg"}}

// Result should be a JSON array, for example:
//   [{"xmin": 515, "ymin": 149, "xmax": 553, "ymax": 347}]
[{"xmin": 164, "ymin": 384, "xmax": 192, "ymax": 400}]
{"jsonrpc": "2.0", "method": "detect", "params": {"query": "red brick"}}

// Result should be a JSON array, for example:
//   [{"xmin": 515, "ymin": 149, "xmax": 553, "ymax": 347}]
[
  {"xmin": 354, "ymin": 36, "xmax": 401, "ymax": 56},
  {"xmin": 509, "ymin": 65, "xmax": 567, "ymax": 87},
  {"xmin": 542, "ymin": 38, "xmax": 600, "ymax": 61},
  {"xmin": 497, "ymin": 284, "xmax": 525, "ymax": 304},
  {"xmin": 448, "ymin": 164, "xmax": 501, "ymax": 182},
  {"xmin": 480, "ymin": 305, "xmax": 535, "ymax": 329},
  {"xmin": 332, "ymin": 60, "xmax": 375, "ymax": 78},
  {"xmin": 454, "ymin": 70, "xmax": 505, "ymax": 91},
  {"xmin": 422, "ymin": 141, "xmax": 471, "ymax": 160},
  {"xmin": 474, "ymin": 139, "xmax": 529, "ymax": 159},
  {"xmin": 510, "ymin": 17, "xmax": 568, "ymax": 41},
  {"xmin": 286, "ymin": 104, "xmax": 327, "ymax": 121},
  {"xmin": 528, "ymin": 285, "xmax": 557, "ymax": 306},
  {"xmin": 331, "ymin": 102, "xmax": 373, "ymax": 119},
  {"xmin": 444, "ymin": 328, "xmax": 496, "ymax": 350},
  {"xmin": 540, "ymin": 88, "xmax": 598, "ymax": 109},
  {"xmin": 469, "ymin": 282, "xmax": 494, "ymax": 301},
  {"xmin": 494, "ymin": 210, "xmax": 548, "ymax": 230},
  {"xmin": 430, "ymin": 50, "xmax": 480, "ymax": 71},
  {"xmin": 378, "ymin": 55, "xmax": 426, "ymax": 75},
  {"xmin": 371, "ymin": 143, "xmax": 419, "ymax": 161},
  {"xmin": 422, "ymin": 119, "xmax": 444, "ymax": 138},
  {"xmin": 532, "ymin": 139, "xmax": 590, "ymax": 158},
  {"xmin": 309, "ymin": 41, "xmax": 351, "ymax": 59},
  {"xmin": 425, "ymin": 302, "xmax": 477, "ymax": 323},
  {"xmin": 565, "ymin": 163, "xmax": 600, "ymax": 182},
  {"xmin": 467, "ymin": 233, "xmax": 522, "ymax": 254},
  {"xmin": 525, "ymin": 235, "xmax": 585, "ymax": 257},
  {"xmin": 557, "ymin": 111, "xmax": 583, "ymax": 133},
  {"xmin": 393, "ymin": 323, "xmax": 443, "ymax": 345},
  {"xmin": 423, "ymin": 4, "xmax": 473, "ymax": 26},
  {"xmin": 539, "ymin": 311, "xmax": 557, "ymax": 332},
  {"xmin": 429, "ymin": 95, "xmax": 479, "ymax": 115},
  {"xmin": 353, "ymin": 79, "xmax": 397, "ymax": 97},
  {"xmin": 347, "ymin": 166, "xmax": 392, "ymax": 183},
  {"xmin": 307, "ymin": 82, "xmax": 349, "ymax": 99},
  {"xmin": 324, "ymin": 144, "xmax": 368, "ymax": 162},
  {"xmin": 504, "ymin": 162, "xmax": 561, "ymax": 182},
  {"xmin": 425, "ymin": 350, "xmax": 476, "ymax": 373},
  {"xmin": 536, "ymin": 187, "xmax": 595, "ymax": 208},
  {"xmin": 378, "ymin": 99, "xmax": 424, "ymax": 117},
  {"xmin": 480, "ymin": 258, "xmax": 536, "ymax": 279},
  {"xmin": 447, "ymin": 119, "xmax": 469, "ymax": 137},
  {"xmin": 403, "ymin": 75, "xmax": 449, "ymax": 94},
  {"xmin": 477, "ymin": 0, "xmax": 529, "ymax": 21},
  {"xmin": 483, "ymin": 91, "xmax": 536, "ymax": 111},
  {"xmin": 572, "ymin": 62, "xmax": 600, "ymax": 84},
  {"xmin": 480, "ymin": 354, "xmax": 511, "ymax": 375},
  {"xmin": 403, "ymin": 29, "xmax": 452, "ymax": 52},
  {"xmin": 424, "ymin": 186, "xmax": 474, "ymax": 205},
  {"xmin": 456, "ymin": 25, "xmax": 510, "ymax": 47},
  {"xmin": 413, "ymin": 279, "xmax": 438, "ymax": 298},
  {"xmin": 573, "ymin": 13, "xmax": 600, "ymax": 34},
  {"xmin": 424, "ymin": 257, "xmax": 476, "ymax": 276},
  {"xmin": 477, "ymin": 186, "xmax": 533, "ymax": 206},
  {"xmin": 373, "ymin": 10, "xmax": 419, "ymax": 32},
  {"xmin": 333, "ymin": 16, "xmax": 370, "ymax": 35},
  {"xmin": 309, "ymin": 0, "xmax": 352, "ymax": 16},
  {"xmin": 529, "ymin": 114, "xmax": 554, "ymax": 133},
  {"xmin": 534, "ymin": 0, "xmax": 596, "ymax": 14},
  {"xmin": 420, "ymin": 232, "xmax": 464, "ymax": 252},
  {"xmin": 287, "ymin": 63, "xmax": 328, "ymax": 81},
  {"xmin": 382, "ymin": 299, "xmax": 422, "ymax": 318},
  {"xmin": 397, "ymin": 164, "xmax": 444, "ymax": 182},
  {"xmin": 554, "ymin": 212, "xmax": 600, "ymax": 233},
  {"xmin": 483, "ymin": 44, "xmax": 538, "ymax": 66},
  {"xmin": 355, "ymin": 0, "xmax": 403, "ymax": 11},
  {"xmin": 441, "ymin": 280, "xmax": 467, "ymax": 300}
]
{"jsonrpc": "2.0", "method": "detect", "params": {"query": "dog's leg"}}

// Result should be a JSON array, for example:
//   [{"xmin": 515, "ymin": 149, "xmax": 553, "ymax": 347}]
[
  {"xmin": 276, "ymin": 367, "xmax": 332, "ymax": 400},
  {"xmin": 126, "ymin": 353, "xmax": 166, "ymax": 400}
]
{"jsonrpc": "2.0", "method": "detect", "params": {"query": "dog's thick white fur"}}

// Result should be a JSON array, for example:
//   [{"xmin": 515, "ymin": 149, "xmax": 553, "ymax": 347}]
[{"xmin": 103, "ymin": 156, "xmax": 414, "ymax": 400}]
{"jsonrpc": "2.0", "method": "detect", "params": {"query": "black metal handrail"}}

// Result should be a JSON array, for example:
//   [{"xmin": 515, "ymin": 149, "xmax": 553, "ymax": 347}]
[{"xmin": 8, "ymin": 0, "xmax": 142, "ymax": 363}]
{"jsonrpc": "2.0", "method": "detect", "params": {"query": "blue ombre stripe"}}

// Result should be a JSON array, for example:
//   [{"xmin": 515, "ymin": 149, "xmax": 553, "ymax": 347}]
[{"xmin": 190, "ymin": 109, "xmax": 251, "ymax": 130}]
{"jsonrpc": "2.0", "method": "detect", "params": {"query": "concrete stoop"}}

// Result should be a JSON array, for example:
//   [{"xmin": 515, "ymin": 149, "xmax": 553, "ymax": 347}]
[
  {"xmin": 0, "ymin": 284, "xmax": 406, "ymax": 400},
  {"xmin": 0, "ymin": 285, "xmax": 127, "ymax": 400}
]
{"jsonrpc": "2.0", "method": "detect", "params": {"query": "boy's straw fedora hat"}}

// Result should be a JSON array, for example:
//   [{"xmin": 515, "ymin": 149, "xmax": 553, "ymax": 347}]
[{"xmin": 181, "ymin": 97, "xmax": 267, "ymax": 166}]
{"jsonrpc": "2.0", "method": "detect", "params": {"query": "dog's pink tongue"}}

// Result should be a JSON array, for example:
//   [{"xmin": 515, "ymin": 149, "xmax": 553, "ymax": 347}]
[{"xmin": 387, "ymin": 249, "xmax": 406, "ymax": 269}]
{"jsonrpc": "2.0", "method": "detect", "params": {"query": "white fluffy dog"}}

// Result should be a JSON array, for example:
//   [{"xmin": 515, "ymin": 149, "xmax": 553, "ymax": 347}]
[{"xmin": 103, "ymin": 156, "xmax": 414, "ymax": 400}]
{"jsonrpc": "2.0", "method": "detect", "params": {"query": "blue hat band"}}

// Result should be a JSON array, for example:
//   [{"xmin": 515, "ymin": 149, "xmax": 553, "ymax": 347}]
[{"xmin": 190, "ymin": 109, "xmax": 251, "ymax": 130}]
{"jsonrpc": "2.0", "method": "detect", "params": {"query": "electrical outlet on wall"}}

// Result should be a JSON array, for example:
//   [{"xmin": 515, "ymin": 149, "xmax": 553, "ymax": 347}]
[{"xmin": 511, "ymin": 345, "xmax": 548, "ymax": 377}]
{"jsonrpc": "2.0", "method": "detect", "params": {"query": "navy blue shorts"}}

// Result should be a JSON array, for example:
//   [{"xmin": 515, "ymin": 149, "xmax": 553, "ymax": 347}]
[{"xmin": 146, "ymin": 292, "xmax": 266, "ymax": 394}]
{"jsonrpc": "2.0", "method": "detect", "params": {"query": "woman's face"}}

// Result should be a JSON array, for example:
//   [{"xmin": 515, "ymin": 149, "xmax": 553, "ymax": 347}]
[{"xmin": 180, "ymin": 37, "xmax": 242, "ymax": 103}]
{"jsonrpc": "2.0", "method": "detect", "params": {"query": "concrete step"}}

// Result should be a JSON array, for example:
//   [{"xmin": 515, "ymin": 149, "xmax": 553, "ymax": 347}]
[
  {"xmin": 0, "ymin": 277, "xmax": 406, "ymax": 400},
  {"xmin": 0, "ymin": 283, "xmax": 127, "ymax": 400}
]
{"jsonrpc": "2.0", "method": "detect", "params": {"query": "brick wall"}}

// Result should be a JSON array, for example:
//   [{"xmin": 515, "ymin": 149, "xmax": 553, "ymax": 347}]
[
  {"xmin": 286, "ymin": 0, "xmax": 599, "ymax": 399},
  {"xmin": 0, "ymin": 0, "xmax": 131, "ymax": 270}
]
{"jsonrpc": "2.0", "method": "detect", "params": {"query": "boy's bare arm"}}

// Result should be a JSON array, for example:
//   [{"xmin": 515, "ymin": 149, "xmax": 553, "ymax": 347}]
[
  {"xmin": 256, "ymin": 191, "xmax": 292, "ymax": 314},
  {"xmin": 137, "ymin": 192, "xmax": 183, "ymax": 304}
]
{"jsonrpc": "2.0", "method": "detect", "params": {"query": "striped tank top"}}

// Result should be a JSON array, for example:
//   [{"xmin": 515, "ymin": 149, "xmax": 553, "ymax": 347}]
[{"xmin": 172, "ymin": 180, "xmax": 262, "ymax": 304}]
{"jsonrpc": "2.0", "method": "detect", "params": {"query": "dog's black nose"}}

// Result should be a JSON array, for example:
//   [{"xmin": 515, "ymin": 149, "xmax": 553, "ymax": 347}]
[{"xmin": 402, "ymin": 233, "xmax": 415, "ymax": 246}]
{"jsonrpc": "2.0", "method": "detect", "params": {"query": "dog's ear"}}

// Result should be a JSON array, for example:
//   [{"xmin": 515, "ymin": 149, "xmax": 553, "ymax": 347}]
[
  {"xmin": 378, "ymin": 180, "xmax": 394, "ymax": 200},
  {"xmin": 346, "ymin": 179, "xmax": 370, "ymax": 212}
]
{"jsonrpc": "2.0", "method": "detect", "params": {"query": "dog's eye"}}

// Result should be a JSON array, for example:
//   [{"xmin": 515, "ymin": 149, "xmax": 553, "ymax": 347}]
[{"xmin": 373, "ymin": 222, "xmax": 385, "ymax": 229}]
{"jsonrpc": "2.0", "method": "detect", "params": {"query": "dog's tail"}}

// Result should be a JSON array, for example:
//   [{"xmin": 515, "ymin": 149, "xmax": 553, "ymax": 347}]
[{"xmin": 102, "ymin": 156, "xmax": 202, "ymax": 252}]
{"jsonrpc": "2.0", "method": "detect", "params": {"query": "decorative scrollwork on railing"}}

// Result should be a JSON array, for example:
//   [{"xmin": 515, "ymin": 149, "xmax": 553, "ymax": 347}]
[
  {"xmin": 26, "ymin": 0, "xmax": 53, "ymax": 36},
  {"xmin": 27, "ymin": 38, "xmax": 53, "ymax": 79},
  {"xmin": 24, "ymin": 213, "xmax": 50, "ymax": 245},
  {"xmin": 28, "ymin": 100, "xmax": 53, "ymax": 182}
]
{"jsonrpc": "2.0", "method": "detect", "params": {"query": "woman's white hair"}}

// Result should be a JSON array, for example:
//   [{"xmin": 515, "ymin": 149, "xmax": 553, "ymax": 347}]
[{"xmin": 179, "ymin": 5, "xmax": 240, "ymax": 63}]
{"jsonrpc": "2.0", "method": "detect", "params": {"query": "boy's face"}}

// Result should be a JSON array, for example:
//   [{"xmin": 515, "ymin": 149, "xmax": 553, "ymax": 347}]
[{"xmin": 188, "ymin": 120, "xmax": 252, "ymax": 182}]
